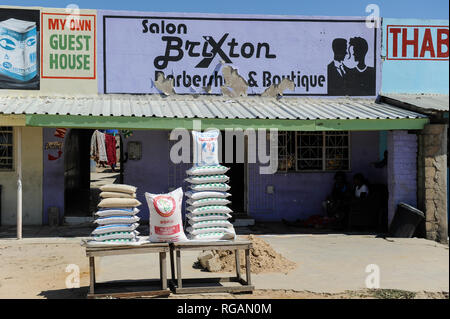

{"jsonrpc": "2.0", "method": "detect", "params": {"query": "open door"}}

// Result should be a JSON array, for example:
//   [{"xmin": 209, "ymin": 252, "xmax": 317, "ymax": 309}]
[{"xmin": 64, "ymin": 129, "xmax": 123, "ymax": 220}]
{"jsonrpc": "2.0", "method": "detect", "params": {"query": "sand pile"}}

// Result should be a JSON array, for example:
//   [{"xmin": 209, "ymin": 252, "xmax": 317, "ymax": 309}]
[{"xmin": 197, "ymin": 235, "xmax": 297, "ymax": 274}]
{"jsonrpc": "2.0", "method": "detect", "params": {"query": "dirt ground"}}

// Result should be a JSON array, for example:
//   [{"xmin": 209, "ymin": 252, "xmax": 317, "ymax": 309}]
[
  {"xmin": 167, "ymin": 289, "xmax": 448, "ymax": 299},
  {"xmin": 0, "ymin": 238, "xmax": 448, "ymax": 299},
  {"xmin": 202, "ymin": 235, "xmax": 297, "ymax": 274},
  {"xmin": 0, "ymin": 240, "xmax": 90, "ymax": 299}
]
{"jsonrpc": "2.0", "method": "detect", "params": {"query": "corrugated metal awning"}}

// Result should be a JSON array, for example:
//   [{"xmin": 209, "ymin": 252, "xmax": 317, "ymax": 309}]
[
  {"xmin": 0, "ymin": 95, "xmax": 428, "ymax": 131},
  {"xmin": 0, "ymin": 95, "xmax": 426, "ymax": 119},
  {"xmin": 381, "ymin": 93, "xmax": 449, "ymax": 113}
]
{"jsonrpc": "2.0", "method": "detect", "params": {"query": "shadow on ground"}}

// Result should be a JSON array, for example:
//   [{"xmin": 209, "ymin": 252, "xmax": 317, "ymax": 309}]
[
  {"xmin": 38, "ymin": 287, "xmax": 88, "ymax": 299},
  {"xmin": 39, "ymin": 281, "xmax": 173, "ymax": 299},
  {"xmin": 0, "ymin": 222, "xmax": 382, "ymax": 239},
  {"xmin": 236, "ymin": 221, "xmax": 382, "ymax": 237}
]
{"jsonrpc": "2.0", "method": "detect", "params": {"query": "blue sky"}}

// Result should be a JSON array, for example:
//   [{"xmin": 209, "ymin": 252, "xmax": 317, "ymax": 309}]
[{"xmin": 1, "ymin": 0, "xmax": 449, "ymax": 19}]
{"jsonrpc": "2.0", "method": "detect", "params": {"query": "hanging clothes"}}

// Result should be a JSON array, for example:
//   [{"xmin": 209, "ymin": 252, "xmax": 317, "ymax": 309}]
[
  {"xmin": 105, "ymin": 133, "xmax": 117, "ymax": 168},
  {"xmin": 90, "ymin": 130, "xmax": 108, "ymax": 163}
]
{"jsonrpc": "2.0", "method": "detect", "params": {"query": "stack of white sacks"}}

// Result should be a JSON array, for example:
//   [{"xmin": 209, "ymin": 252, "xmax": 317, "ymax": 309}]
[
  {"xmin": 185, "ymin": 165, "xmax": 236, "ymax": 240},
  {"xmin": 91, "ymin": 184, "xmax": 142, "ymax": 244}
]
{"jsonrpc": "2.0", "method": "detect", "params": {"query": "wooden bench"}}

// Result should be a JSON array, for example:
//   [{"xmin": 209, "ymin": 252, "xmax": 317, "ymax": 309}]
[
  {"xmin": 169, "ymin": 240, "xmax": 254, "ymax": 294},
  {"xmin": 85, "ymin": 243, "xmax": 170, "ymax": 299}
]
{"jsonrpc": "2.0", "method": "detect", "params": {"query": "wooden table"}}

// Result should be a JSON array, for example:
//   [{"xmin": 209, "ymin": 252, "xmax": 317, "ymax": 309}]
[
  {"xmin": 85, "ymin": 243, "xmax": 170, "ymax": 299},
  {"xmin": 169, "ymin": 240, "xmax": 254, "ymax": 294}
]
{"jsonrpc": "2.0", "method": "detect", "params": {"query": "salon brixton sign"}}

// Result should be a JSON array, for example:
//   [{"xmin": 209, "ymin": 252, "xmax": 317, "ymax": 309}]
[
  {"xmin": 41, "ymin": 11, "xmax": 96, "ymax": 79},
  {"xmin": 99, "ymin": 11, "xmax": 380, "ymax": 96}
]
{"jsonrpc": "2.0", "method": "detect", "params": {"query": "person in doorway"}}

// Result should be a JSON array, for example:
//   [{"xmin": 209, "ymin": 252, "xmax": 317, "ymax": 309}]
[
  {"xmin": 353, "ymin": 173, "xmax": 369, "ymax": 199},
  {"xmin": 104, "ymin": 133, "xmax": 117, "ymax": 172},
  {"xmin": 323, "ymin": 172, "xmax": 352, "ymax": 226}
]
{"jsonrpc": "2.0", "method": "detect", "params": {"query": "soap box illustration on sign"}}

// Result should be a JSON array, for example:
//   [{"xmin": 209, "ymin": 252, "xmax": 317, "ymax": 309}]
[
  {"xmin": 0, "ymin": 18, "xmax": 36, "ymax": 81},
  {"xmin": 0, "ymin": 8, "xmax": 39, "ymax": 90}
]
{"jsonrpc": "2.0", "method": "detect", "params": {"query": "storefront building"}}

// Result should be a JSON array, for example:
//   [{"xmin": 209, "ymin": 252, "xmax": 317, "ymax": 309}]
[
  {"xmin": 0, "ymin": 7, "xmax": 437, "ymax": 239},
  {"xmin": 380, "ymin": 18, "xmax": 448, "ymax": 242}
]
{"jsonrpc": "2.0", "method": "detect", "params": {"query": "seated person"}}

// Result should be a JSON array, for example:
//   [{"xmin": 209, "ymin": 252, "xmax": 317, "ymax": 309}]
[
  {"xmin": 323, "ymin": 172, "xmax": 351, "ymax": 221},
  {"xmin": 353, "ymin": 173, "xmax": 369, "ymax": 199}
]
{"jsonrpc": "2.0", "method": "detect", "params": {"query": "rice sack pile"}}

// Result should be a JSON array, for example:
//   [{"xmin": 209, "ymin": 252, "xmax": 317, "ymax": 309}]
[
  {"xmin": 91, "ymin": 184, "xmax": 141, "ymax": 244},
  {"xmin": 185, "ymin": 130, "xmax": 236, "ymax": 241}
]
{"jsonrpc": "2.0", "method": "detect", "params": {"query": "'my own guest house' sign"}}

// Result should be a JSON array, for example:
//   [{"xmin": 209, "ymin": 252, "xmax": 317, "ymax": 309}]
[{"xmin": 41, "ymin": 10, "xmax": 96, "ymax": 79}]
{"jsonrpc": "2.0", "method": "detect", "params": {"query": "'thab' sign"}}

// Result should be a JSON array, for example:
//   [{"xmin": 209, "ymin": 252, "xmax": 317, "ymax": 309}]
[
  {"xmin": 386, "ymin": 25, "xmax": 449, "ymax": 61},
  {"xmin": 41, "ymin": 12, "xmax": 96, "ymax": 79},
  {"xmin": 99, "ymin": 12, "xmax": 380, "ymax": 96}
]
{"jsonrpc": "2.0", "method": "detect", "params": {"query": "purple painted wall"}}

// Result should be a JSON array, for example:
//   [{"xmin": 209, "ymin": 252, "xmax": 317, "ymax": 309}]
[
  {"xmin": 42, "ymin": 128, "xmax": 65, "ymax": 224},
  {"xmin": 43, "ymin": 129, "xmax": 386, "ymax": 224},
  {"xmin": 248, "ymin": 131, "xmax": 386, "ymax": 221},
  {"xmin": 122, "ymin": 130, "xmax": 170, "ymax": 221},
  {"xmin": 387, "ymin": 131, "xmax": 417, "ymax": 225}
]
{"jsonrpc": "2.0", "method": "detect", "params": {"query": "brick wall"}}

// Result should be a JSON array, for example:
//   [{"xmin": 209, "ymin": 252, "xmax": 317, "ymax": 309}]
[
  {"xmin": 418, "ymin": 124, "xmax": 448, "ymax": 243},
  {"xmin": 387, "ymin": 131, "xmax": 418, "ymax": 225}
]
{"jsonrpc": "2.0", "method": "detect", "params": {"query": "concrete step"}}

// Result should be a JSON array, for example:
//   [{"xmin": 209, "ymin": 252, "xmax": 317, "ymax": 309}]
[
  {"xmin": 233, "ymin": 218, "xmax": 255, "ymax": 227},
  {"xmin": 64, "ymin": 216, "xmax": 94, "ymax": 225}
]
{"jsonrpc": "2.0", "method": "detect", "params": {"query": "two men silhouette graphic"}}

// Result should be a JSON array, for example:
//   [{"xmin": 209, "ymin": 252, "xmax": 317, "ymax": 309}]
[{"xmin": 327, "ymin": 37, "xmax": 375, "ymax": 96}]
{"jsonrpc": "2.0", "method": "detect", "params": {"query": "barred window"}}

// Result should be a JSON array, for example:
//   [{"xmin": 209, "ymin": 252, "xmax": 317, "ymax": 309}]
[
  {"xmin": 277, "ymin": 131, "xmax": 350, "ymax": 172},
  {"xmin": 0, "ymin": 126, "xmax": 13, "ymax": 171}
]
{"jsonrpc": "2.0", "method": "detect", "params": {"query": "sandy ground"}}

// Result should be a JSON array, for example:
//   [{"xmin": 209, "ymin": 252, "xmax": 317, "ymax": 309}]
[
  {"xmin": 0, "ymin": 239, "xmax": 90, "ymax": 299},
  {"xmin": 0, "ymin": 234, "xmax": 448, "ymax": 299},
  {"xmin": 167, "ymin": 289, "xmax": 448, "ymax": 299}
]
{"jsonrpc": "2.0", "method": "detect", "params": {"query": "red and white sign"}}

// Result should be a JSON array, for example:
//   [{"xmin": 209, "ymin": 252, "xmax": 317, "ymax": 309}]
[
  {"xmin": 386, "ymin": 25, "xmax": 449, "ymax": 61},
  {"xmin": 153, "ymin": 195, "xmax": 176, "ymax": 218},
  {"xmin": 154, "ymin": 224, "xmax": 180, "ymax": 235},
  {"xmin": 41, "ymin": 11, "xmax": 96, "ymax": 79}
]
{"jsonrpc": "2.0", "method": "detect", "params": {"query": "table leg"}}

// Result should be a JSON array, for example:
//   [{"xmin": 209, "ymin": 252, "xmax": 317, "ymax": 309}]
[
  {"xmin": 160, "ymin": 252, "xmax": 167, "ymax": 290},
  {"xmin": 89, "ymin": 256, "xmax": 95, "ymax": 294},
  {"xmin": 245, "ymin": 249, "xmax": 252, "ymax": 286},
  {"xmin": 176, "ymin": 249, "xmax": 182, "ymax": 289},
  {"xmin": 170, "ymin": 247, "xmax": 175, "ymax": 282},
  {"xmin": 159, "ymin": 252, "xmax": 162, "ymax": 288},
  {"xmin": 235, "ymin": 249, "xmax": 242, "ymax": 281}
]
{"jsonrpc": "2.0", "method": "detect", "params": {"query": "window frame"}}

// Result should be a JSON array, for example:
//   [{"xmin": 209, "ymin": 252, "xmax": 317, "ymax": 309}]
[
  {"xmin": 0, "ymin": 126, "xmax": 14, "ymax": 172},
  {"xmin": 277, "ymin": 131, "xmax": 351, "ymax": 173}
]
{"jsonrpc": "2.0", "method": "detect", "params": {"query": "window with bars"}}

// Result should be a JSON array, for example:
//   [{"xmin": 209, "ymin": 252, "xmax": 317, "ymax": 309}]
[
  {"xmin": 277, "ymin": 131, "xmax": 350, "ymax": 172},
  {"xmin": 0, "ymin": 126, "xmax": 13, "ymax": 171}
]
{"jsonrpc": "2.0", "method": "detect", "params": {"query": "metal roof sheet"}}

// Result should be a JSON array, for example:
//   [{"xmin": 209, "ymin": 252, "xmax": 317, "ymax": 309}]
[
  {"xmin": 0, "ymin": 95, "xmax": 427, "ymax": 120},
  {"xmin": 381, "ymin": 93, "xmax": 449, "ymax": 113}
]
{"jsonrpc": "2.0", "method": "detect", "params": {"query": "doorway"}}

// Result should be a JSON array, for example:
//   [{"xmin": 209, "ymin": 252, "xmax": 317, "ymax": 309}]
[
  {"xmin": 64, "ymin": 129, "xmax": 93, "ymax": 217},
  {"xmin": 64, "ymin": 129, "xmax": 123, "ymax": 218},
  {"xmin": 220, "ymin": 131, "xmax": 247, "ymax": 217}
]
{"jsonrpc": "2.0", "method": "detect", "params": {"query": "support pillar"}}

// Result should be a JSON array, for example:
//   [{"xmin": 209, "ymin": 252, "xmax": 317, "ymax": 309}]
[
  {"xmin": 418, "ymin": 124, "xmax": 448, "ymax": 243},
  {"xmin": 16, "ymin": 126, "xmax": 22, "ymax": 239}
]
